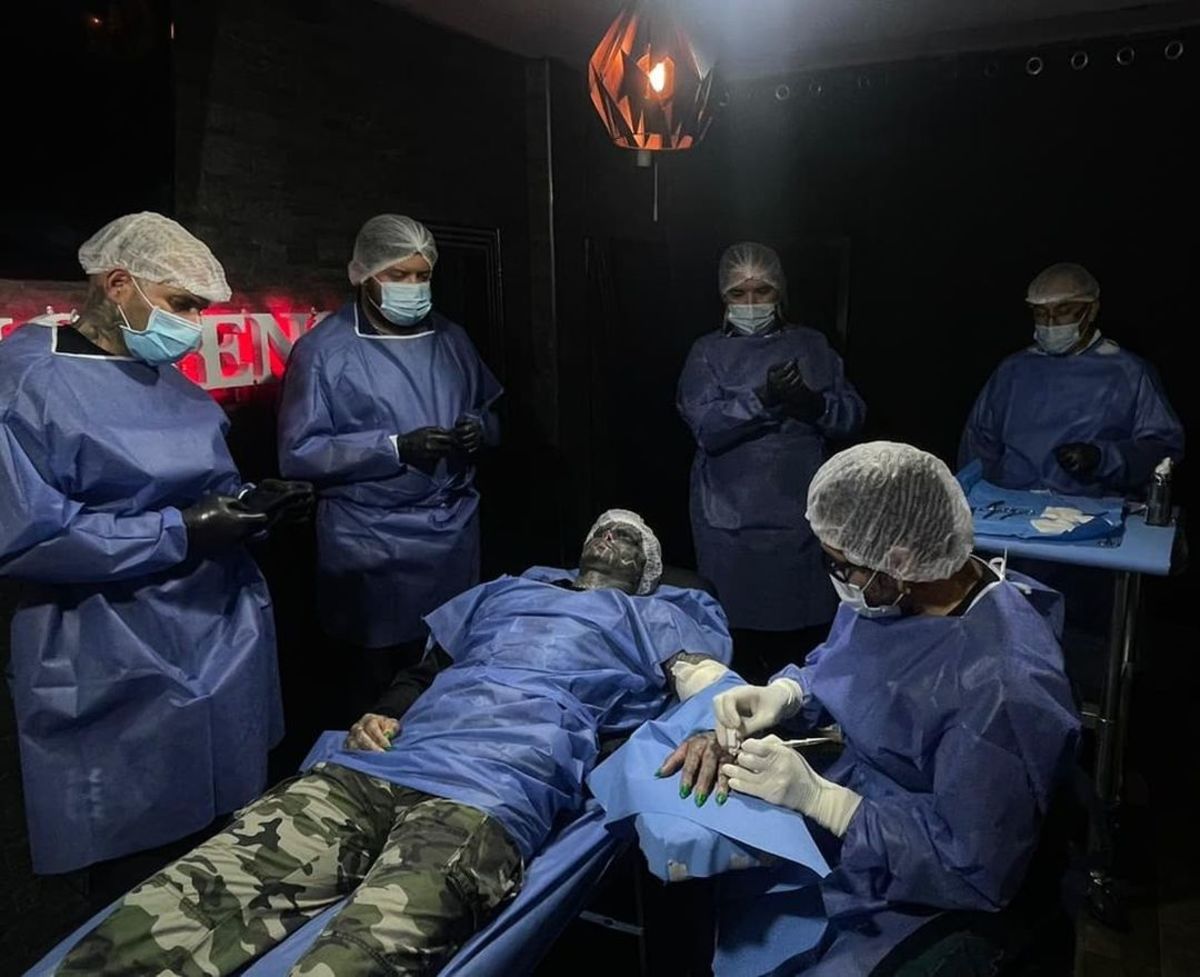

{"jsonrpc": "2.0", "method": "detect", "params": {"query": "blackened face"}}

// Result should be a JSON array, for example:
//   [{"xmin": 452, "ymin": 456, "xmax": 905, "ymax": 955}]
[{"xmin": 579, "ymin": 521, "xmax": 646, "ymax": 590}]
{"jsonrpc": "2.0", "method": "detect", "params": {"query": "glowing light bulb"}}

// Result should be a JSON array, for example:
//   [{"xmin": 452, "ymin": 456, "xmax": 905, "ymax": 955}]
[{"xmin": 648, "ymin": 61, "xmax": 667, "ymax": 93}]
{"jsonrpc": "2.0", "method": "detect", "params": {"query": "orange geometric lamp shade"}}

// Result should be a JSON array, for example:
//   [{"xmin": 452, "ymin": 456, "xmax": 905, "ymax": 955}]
[{"xmin": 588, "ymin": 2, "xmax": 716, "ymax": 152}]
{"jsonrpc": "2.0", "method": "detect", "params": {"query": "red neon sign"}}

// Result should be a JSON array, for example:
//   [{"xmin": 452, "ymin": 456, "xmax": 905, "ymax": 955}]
[{"xmin": 1, "ymin": 287, "xmax": 337, "ymax": 396}]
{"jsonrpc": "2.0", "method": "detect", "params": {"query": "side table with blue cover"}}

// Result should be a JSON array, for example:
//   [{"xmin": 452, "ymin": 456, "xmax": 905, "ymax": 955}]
[{"xmin": 958, "ymin": 461, "xmax": 1179, "ymax": 806}]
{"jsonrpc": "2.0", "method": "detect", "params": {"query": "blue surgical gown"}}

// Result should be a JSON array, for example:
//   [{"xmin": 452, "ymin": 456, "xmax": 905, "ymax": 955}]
[
  {"xmin": 677, "ymin": 325, "xmax": 865, "ymax": 631},
  {"xmin": 330, "ymin": 568, "xmax": 733, "ymax": 858},
  {"xmin": 277, "ymin": 303, "xmax": 502, "ymax": 647},
  {"xmin": 0, "ymin": 324, "xmax": 281, "ymax": 874},
  {"xmin": 960, "ymin": 338, "xmax": 1184, "ymax": 496},
  {"xmin": 759, "ymin": 569, "xmax": 1079, "ymax": 974}
]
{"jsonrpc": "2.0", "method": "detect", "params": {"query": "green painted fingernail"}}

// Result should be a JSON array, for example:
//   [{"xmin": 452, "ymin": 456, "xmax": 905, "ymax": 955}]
[
  {"xmin": 655, "ymin": 769, "xmax": 664, "ymax": 778},
  {"xmin": 695, "ymin": 792, "xmax": 708, "ymax": 807},
  {"xmin": 716, "ymin": 793, "xmax": 728, "ymax": 805},
  {"xmin": 680, "ymin": 784, "xmax": 692, "ymax": 799}
]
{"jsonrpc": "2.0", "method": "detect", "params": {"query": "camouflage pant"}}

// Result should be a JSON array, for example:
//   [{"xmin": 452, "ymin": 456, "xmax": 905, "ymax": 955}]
[{"xmin": 57, "ymin": 762, "xmax": 523, "ymax": 977}]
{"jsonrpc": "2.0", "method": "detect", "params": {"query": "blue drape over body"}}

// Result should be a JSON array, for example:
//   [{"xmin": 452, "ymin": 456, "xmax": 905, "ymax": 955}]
[{"xmin": 331, "ymin": 568, "xmax": 733, "ymax": 859}]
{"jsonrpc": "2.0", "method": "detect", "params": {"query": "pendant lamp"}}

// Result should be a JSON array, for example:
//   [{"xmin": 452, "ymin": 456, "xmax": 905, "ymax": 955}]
[{"xmin": 588, "ymin": 1, "xmax": 716, "ymax": 153}]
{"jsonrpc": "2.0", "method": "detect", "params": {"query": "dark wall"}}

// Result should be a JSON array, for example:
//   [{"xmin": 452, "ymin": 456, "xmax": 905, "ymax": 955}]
[
  {"xmin": 550, "ymin": 30, "xmax": 1199, "ymax": 604},
  {"xmin": 173, "ymin": 0, "xmax": 529, "ymax": 294},
  {"xmin": 3, "ymin": 1, "xmax": 174, "ymax": 279}
]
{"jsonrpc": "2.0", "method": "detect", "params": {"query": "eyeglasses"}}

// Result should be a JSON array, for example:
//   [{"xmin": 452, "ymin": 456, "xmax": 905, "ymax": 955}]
[{"xmin": 824, "ymin": 553, "xmax": 862, "ymax": 583}]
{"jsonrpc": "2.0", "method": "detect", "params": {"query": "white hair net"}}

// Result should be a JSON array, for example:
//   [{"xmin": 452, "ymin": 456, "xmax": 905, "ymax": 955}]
[
  {"xmin": 718, "ymin": 242, "xmax": 787, "ymax": 302},
  {"xmin": 1026, "ymin": 262, "xmax": 1100, "ymax": 305},
  {"xmin": 78, "ymin": 212, "xmax": 231, "ymax": 303},
  {"xmin": 806, "ymin": 442, "xmax": 974, "ymax": 582},
  {"xmin": 587, "ymin": 508, "xmax": 664, "ymax": 596},
  {"xmin": 348, "ymin": 214, "xmax": 439, "ymax": 285}
]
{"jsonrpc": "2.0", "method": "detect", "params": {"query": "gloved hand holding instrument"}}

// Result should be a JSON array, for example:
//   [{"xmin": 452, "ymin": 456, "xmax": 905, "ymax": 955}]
[
  {"xmin": 713, "ymin": 680, "xmax": 804, "ymax": 751},
  {"xmin": 722, "ymin": 734, "xmax": 862, "ymax": 836}
]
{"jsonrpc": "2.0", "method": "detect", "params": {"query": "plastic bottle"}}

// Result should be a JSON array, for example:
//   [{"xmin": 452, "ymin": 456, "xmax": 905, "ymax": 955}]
[{"xmin": 1146, "ymin": 457, "xmax": 1174, "ymax": 527}]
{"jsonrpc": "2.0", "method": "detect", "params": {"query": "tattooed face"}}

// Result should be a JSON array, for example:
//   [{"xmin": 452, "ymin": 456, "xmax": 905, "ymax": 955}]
[{"xmin": 579, "ymin": 521, "xmax": 646, "ymax": 592}]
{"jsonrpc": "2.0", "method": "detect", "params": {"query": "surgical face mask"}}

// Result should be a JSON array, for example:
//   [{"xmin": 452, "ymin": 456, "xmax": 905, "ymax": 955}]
[
  {"xmin": 374, "ymin": 279, "xmax": 433, "ymax": 326},
  {"xmin": 118, "ymin": 278, "xmax": 203, "ymax": 366},
  {"xmin": 1034, "ymin": 318, "xmax": 1085, "ymax": 355},
  {"xmin": 726, "ymin": 303, "xmax": 777, "ymax": 335},
  {"xmin": 829, "ymin": 571, "xmax": 903, "ymax": 619}
]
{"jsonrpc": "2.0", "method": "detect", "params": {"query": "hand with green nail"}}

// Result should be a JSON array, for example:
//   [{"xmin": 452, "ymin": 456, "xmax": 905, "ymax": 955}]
[
  {"xmin": 656, "ymin": 731, "xmax": 736, "ymax": 807},
  {"xmin": 345, "ymin": 713, "xmax": 400, "ymax": 752}
]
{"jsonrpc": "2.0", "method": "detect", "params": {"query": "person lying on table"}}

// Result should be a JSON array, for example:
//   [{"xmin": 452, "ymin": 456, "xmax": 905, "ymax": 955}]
[{"xmin": 56, "ymin": 509, "xmax": 732, "ymax": 977}]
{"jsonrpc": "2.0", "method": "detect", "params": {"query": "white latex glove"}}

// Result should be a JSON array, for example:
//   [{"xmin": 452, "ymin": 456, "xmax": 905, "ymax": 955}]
[
  {"xmin": 713, "ymin": 679, "xmax": 803, "ymax": 750},
  {"xmin": 722, "ymin": 734, "xmax": 862, "ymax": 837},
  {"xmin": 670, "ymin": 658, "xmax": 730, "ymax": 701}
]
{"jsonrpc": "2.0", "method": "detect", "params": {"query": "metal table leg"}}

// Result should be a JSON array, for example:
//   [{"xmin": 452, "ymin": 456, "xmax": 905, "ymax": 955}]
[
  {"xmin": 1080, "ymin": 571, "xmax": 1141, "ymax": 933},
  {"xmin": 1111, "ymin": 572, "xmax": 1142, "ymax": 802},
  {"xmin": 1094, "ymin": 571, "xmax": 1141, "ymax": 807}
]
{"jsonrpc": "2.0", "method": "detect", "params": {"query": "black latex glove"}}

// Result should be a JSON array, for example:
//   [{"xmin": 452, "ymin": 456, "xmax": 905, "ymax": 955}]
[
  {"xmin": 239, "ymin": 479, "xmax": 315, "ymax": 528},
  {"xmin": 454, "ymin": 415, "xmax": 484, "ymax": 455},
  {"xmin": 182, "ymin": 495, "xmax": 269, "ymax": 554},
  {"xmin": 781, "ymin": 382, "xmax": 825, "ymax": 423},
  {"xmin": 396, "ymin": 427, "xmax": 457, "ymax": 464},
  {"xmin": 1055, "ymin": 442, "xmax": 1102, "ymax": 477},
  {"xmin": 758, "ymin": 359, "xmax": 803, "ymax": 407}
]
